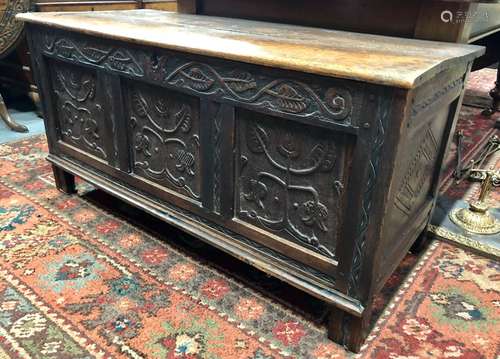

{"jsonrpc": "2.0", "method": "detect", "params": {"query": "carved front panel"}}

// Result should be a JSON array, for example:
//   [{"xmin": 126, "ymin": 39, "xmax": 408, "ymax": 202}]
[
  {"xmin": 50, "ymin": 61, "xmax": 108, "ymax": 160},
  {"xmin": 236, "ymin": 110, "xmax": 348, "ymax": 259},
  {"xmin": 126, "ymin": 81, "xmax": 201, "ymax": 201}
]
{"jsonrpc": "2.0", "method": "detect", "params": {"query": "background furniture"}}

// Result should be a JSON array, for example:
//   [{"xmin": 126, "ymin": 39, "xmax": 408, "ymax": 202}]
[
  {"xmin": 0, "ymin": 0, "xmax": 177, "ymax": 114},
  {"xmin": 0, "ymin": 92, "xmax": 28, "ymax": 131},
  {"xmin": 0, "ymin": 0, "xmax": 30, "ymax": 131},
  {"xmin": 19, "ymin": 9, "xmax": 483, "ymax": 351},
  {"xmin": 177, "ymin": 0, "xmax": 500, "ymax": 116}
]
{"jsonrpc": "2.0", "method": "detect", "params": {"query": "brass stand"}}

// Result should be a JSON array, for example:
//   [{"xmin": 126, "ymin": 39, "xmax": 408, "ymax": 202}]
[
  {"xmin": 430, "ymin": 169, "xmax": 500, "ymax": 261},
  {"xmin": 0, "ymin": 92, "xmax": 28, "ymax": 133},
  {"xmin": 449, "ymin": 170, "xmax": 500, "ymax": 235}
]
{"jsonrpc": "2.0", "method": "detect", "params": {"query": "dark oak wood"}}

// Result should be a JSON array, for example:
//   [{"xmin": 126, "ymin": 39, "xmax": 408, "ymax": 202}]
[
  {"xmin": 19, "ymin": 10, "xmax": 484, "ymax": 352},
  {"xmin": 52, "ymin": 164, "xmax": 76, "ymax": 193}
]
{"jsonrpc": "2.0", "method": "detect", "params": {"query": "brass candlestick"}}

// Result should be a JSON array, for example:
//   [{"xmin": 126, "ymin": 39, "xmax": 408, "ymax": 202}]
[{"xmin": 450, "ymin": 169, "xmax": 500, "ymax": 235}]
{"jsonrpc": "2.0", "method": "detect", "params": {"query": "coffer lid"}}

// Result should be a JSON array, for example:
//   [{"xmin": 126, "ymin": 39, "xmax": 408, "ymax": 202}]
[{"xmin": 17, "ymin": 9, "xmax": 485, "ymax": 89}]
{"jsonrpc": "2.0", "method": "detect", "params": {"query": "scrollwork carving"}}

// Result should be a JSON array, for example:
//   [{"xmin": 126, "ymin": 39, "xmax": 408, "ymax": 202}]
[
  {"xmin": 224, "ymin": 71, "xmax": 257, "ymax": 93},
  {"xmin": 166, "ymin": 62, "xmax": 352, "ymax": 123},
  {"xmin": 238, "ymin": 113, "xmax": 343, "ymax": 258},
  {"xmin": 52, "ymin": 63, "xmax": 107, "ymax": 159},
  {"xmin": 38, "ymin": 30, "xmax": 356, "ymax": 126},
  {"xmin": 127, "ymin": 82, "xmax": 201, "ymax": 200},
  {"xmin": 43, "ymin": 35, "xmax": 143, "ymax": 77}
]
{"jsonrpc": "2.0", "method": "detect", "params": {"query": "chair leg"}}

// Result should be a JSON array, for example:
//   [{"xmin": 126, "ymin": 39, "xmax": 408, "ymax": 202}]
[
  {"xmin": 481, "ymin": 62, "xmax": 500, "ymax": 119},
  {"xmin": 28, "ymin": 90, "xmax": 43, "ymax": 118},
  {"xmin": 0, "ymin": 92, "xmax": 28, "ymax": 133}
]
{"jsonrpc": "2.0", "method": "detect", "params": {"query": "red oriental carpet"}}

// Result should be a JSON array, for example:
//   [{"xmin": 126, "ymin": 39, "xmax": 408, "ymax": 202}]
[{"xmin": 0, "ymin": 70, "xmax": 498, "ymax": 358}]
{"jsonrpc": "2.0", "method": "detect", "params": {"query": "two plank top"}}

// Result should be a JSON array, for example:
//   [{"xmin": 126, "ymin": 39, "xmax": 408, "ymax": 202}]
[{"xmin": 17, "ymin": 9, "xmax": 485, "ymax": 88}]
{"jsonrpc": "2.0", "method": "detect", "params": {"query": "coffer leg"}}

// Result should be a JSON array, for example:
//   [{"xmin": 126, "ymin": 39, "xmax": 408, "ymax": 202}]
[
  {"xmin": 328, "ymin": 305, "xmax": 371, "ymax": 353},
  {"xmin": 52, "ymin": 165, "xmax": 76, "ymax": 194},
  {"xmin": 0, "ymin": 92, "xmax": 28, "ymax": 133},
  {"xmin": 410, "ymin": 230, "xmax": 429, "ymax": 254}
]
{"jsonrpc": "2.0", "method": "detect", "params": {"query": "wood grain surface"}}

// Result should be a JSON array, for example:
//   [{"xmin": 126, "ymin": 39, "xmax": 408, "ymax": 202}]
[{"xmin": 17, "ymin": 9, "xmax": 485, "ymax": 88}]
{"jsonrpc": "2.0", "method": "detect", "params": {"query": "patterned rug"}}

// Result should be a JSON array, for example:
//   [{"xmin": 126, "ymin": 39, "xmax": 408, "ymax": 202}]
[{"xmin": 0, "ymin": 75, "xmax": 499, "ymax": 358}]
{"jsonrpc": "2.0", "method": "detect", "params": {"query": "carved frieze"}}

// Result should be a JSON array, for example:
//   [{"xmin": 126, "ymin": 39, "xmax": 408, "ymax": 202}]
[
  {"xmin": 51, "ymin": 62, "xmax": 107, "ymax": 159},
  {"xmin": 127, "ymin": 81, "xmax": 201, "ymax": 200},
  {"xmin": 43, "ymin": 35, "xmax": 143, "ymax": 77},
  {"xmin": 39, "ymin": 31, "xmax": 357, "ymax": 127},
  {"xmin": 237, "ymin": 111, "xmax": 345, "ymax": 258},
  {"xmin": 411, "ymin": 77, "xmax": 463, "ymax": 119},
  {"xmin": 164, "ymin": 62, "xmax": 353, "ymax": 124}
]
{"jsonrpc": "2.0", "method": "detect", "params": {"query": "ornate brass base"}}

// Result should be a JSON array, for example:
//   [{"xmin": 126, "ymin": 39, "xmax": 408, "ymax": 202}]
[
  {"xmin": 449, "ymin": 204, "xmax": 500, "ymax": 235},
  {"xmin": 449, "ymin": 170, "xmax": 500, "ymax": 235},
  {"xmin": 430, "ymin": 197, "xmax": 500, "ymax": 261}
]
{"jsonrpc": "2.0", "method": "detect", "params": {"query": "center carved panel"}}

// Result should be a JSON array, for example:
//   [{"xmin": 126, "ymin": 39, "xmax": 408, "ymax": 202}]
[
  {"xmin": 237, "ymin": 111, "xmax": 347, "ymax": 258},
  {"xmin": 51, "ymin": 61, "xmax": 107, "ymax": 160},
  {"xmin": 126, "ymin": 81, "xmax": 201, "ymax": 201}
]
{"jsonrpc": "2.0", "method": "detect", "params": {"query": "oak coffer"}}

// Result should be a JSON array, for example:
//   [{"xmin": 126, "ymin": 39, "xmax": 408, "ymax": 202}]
[{"xmin": 17, "ymin": 10, "xmax": 484, "ymax": 352}]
